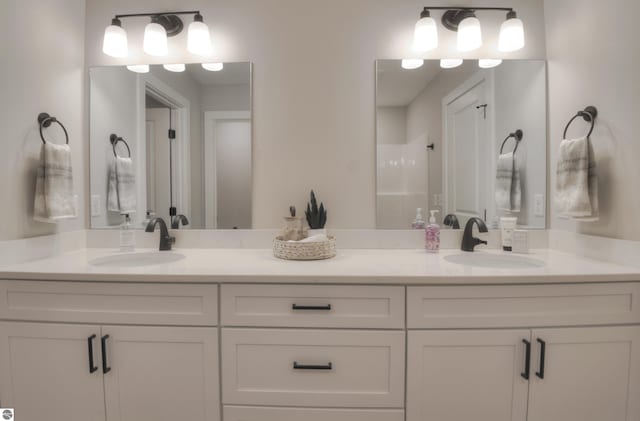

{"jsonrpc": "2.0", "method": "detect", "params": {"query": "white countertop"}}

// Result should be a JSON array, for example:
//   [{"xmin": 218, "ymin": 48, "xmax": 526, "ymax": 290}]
[{"xmin": 0, "ymin": 247, "xmax": 638, "ymax": 284}]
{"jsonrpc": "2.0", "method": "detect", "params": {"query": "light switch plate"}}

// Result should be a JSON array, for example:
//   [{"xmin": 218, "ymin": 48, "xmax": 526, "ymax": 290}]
[
  {"xmin": 534, "ymin": 194, "xmax": 545, "ymax": 217},
  {"xmin": 434, "ymin": 194, "xmax": 443, "ymax": 207},
  {"xmin": 91, "ymin": 195, "xmax": 101, "ymax": 217}
]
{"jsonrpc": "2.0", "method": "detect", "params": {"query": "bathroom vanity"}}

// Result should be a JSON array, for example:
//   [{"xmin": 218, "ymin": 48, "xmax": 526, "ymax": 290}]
[{"xmin": 0, "ymin": 248, "xmax": 638, "ymax": 421}]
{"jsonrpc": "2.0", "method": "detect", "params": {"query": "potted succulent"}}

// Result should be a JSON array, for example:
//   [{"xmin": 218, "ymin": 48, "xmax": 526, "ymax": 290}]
[{"xmin": 305, "ymin": 190, "xmax": 327, "ymax": 236}]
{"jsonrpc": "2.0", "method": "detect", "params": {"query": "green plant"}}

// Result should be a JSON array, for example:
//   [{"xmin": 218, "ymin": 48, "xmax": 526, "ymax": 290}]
[{"xmin": 305, "ymin": 190, "xmax": 327, "ymax": 229}]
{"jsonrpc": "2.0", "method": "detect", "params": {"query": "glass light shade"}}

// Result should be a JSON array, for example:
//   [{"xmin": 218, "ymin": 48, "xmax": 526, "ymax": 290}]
[
  {"xmin": 102, "ymin": 23, "xmax": 128, "ymax": 58},
  {"xmin": 401, "ymin": 59, "xmax": 424, "ymax": 70},
  {"xmin": 499, "ymin": 17, "xmax": 525, "ymax": 52},
  {"xmin": 143, "ymin": 22, "xmax": 168, "ymax": 56},
  {"xmin": 163, "ymin": 63, "xmax": 186, "ymax": 72},
  {"xmin": 457, "ymin": 16, "xmax": 482, "ymax": 52},
  {"xmin": 188, "ymin": 20, "xmax": 212, "ymax": 55},
  {"xmin": 413, "ymin": 16, "xmax": 438, "ymax": 52},
  {"xmin": 126, "ymin": 64, "xmax": 149, "ymax": 73},
  {"xmin": 440, "ymin": 58, "xmax": 463, "ymax": 69},
  {"xmin": 202, "ymin": 62, "xmax": 224, "ymax": 71},
  {"xmin": 479, "ymin": 58, "xmax": 502, "ymax": 68}
]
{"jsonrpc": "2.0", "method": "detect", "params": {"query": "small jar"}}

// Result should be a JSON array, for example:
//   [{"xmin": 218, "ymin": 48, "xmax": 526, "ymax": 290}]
[{"xmin": 282, "ymin": 217, "xmax": 307, "ymax": 241}]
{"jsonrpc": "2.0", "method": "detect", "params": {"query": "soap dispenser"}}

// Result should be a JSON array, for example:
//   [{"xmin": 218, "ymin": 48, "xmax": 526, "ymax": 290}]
[
  {"xmin": 120, "ymin": 214, "xmax": 135, "ymax": 252},
  {"xmin": 412, "ymin": 208, "xmax": 426, "ymax": 229},
  {"xmin": 425, "ymin": 210, "xmax": 440, "ymax": 253}
]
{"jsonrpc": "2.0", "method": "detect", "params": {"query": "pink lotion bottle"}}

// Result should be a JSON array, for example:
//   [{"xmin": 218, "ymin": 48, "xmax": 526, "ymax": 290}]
[{"xmin": 425, "ymin": 210, "xmax": 440, "ymax": 253}]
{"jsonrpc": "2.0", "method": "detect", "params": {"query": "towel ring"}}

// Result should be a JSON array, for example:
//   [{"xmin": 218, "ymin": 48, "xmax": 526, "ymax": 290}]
[
  {"xmin": 563, "ymin": 106, "xmax": 598, "ymax": 139},
  {"xmin": 110, "ymin": 134, "xmax": 131, "ymax": 158},
  {"xmin": 37, "ymin": 113, "xmax": 69, "ymax": 145},
  {"xmin": 500, "ymin": 129, "xmax": 524, "ymax": 154}
]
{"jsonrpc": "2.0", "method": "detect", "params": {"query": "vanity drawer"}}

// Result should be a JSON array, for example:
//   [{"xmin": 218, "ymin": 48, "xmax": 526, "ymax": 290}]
[
  {"xmin": 224, "ymin": 406, "xmax": 404, "ymax": 421},
  {"xmin": 220, "ymin": 284, "xmax": 404, "ymax": 328},
  {"xmin": 407, "ymin": 282, "xmax": 640, "ymax": 328},
  {"xmin": 221, "ymin": 328, "xmax": 405, "ymax": 408},
  {"xmin": 0, "ymin": 280, "xmax": 218, "ymax": 326}
]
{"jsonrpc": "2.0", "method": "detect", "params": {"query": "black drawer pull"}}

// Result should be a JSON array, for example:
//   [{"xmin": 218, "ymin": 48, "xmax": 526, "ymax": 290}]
[
  {"xmin": 88, "ymin": 334, "xmax": 98, "ymax": 374},
  {"xmin": 293, "ymin": 361, "xmax": 333, "ymax": 370},
  {"xmin": 292, "ymin": 304, "xmax": 332, "ymax": 311},
  {"xmin": 101, "ymin": 334, "xmax": 111, "ymax": 373},
  {"xmin": 521, "ymin": 339, "xmax": 531, "ymax": 380},
  {"xmin": 535, "ymin": 338, "xmax": 546, "ymax": 379}
]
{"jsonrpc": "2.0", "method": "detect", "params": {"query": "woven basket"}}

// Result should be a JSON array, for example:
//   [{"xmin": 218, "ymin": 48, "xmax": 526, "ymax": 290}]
[{"xmin": 273, "ymin": 236, "xmax": 336, "ymax": 260}]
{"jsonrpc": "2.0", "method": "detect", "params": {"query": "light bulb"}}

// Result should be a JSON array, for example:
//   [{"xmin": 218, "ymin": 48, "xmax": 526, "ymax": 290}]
[
  {"xmin": 102, "ymin": 18, "xmax": 128, "ymax": 58},
  {"xmin": 126, "ymin": 64, "xmax": 149, "ymax": 73},
  {"xmin": 188, "ymin": 13, "xmax": 212, "ymax": 56},
  {"xmin": 202, "ymin": 62, "xmax": 224, "ymax": 71},
  {"xmin": 457, "ymin": 15, "xmax": 482, "ymax": 52},
  {"xmin": 401, "ymin": 59, "xmax": 424, "ymax": 70},
  {"xmin": 440, "ymin": 58, "xmax": 463, "ymax": 69},
  {"xmin": 143, "ymin": 19, "xmax": 168, "ymax": 56},
  {"xmin": 499, "ymin": 11, "xmax": 525, "ymax": 52},
  {"xmin": 478, "ymin": 59, "xmax": 502, "ymax": 68},
  {"xmin": 413, "ymin": 8, "xmax": 438, "ymax": 52},
  {"xmin": 163, "ymin": 63, "xmax": 186, "ymax": 72}
]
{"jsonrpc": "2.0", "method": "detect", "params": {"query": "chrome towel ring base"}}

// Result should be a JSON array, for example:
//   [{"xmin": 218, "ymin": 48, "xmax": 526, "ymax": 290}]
[
  {"xmin": 563, "ymin": 106, "xmax": 598, "ymax": 139},
  {"xmin": 37, "ymin": 112, "xmax": 69, "ymax": 145}
]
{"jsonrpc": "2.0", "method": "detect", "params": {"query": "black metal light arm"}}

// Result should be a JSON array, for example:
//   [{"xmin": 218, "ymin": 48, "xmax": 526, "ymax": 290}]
[
  {"xmin": 114, "ymin": 10, "xmax": 201, "ymax": 19},
  {"xmin": 421, "ymin": 6, "xmax": 514, "ymax": 12}
]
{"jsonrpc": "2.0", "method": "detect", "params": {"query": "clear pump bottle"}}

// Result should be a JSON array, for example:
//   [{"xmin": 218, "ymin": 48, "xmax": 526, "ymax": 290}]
[
  {"xmin": 120, "ymin": 214, "xmax": 135, "ymax": 252},
  {"xmin": 425, "ymin": 210, "xmax": 440, "ymax": 253}
]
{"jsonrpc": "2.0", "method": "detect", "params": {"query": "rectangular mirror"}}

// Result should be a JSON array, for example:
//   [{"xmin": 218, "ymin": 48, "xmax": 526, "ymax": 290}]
[
  {"xmin": 376, "ymin": 59, "xmax": 547, "ymax": 230},
  {"xmin": 89, "ymin": 62, "xmax": 252, "ymax": 229}
]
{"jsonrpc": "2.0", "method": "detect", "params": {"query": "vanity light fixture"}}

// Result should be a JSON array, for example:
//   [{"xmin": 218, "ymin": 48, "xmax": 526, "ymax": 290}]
[
  {"xmin": 163, "ymin": 63, "xmax": 186, "ymax": 72},
  {"xmin": 202, "ymin": 62, "xmax": 224, "ymax": 71},
  {"xmin": 401, "ymin": 58, "xmax": 424, "ymax": 70},
  {"xmin": 440, "ymin": 58, "xmax": 463, "ymax": 69},
  {"xmin": 126, "ymin": 64, "xmax": 150, "ymax": 73},
  {"xmin": 413, "ymin": 8, "xmax": 438, "ymax": 52},
  {"xmin": 410, "ymin": 7, "xmax": 524, "ymax": 54},
  {"xmin": 478, "ymin": 58, "xmax": 502, "ymax": 68},
  {"xmin": 102, "ymin": 11, "xmax": 212, "ymax": 58}
]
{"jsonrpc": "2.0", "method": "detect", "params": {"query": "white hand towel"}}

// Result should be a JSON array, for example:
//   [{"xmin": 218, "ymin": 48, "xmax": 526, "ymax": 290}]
[
  {"xmin": 495, "ymin": 152, "xmax": 521, "ymax": 212},
  {"xmin": 107, "ymin": 156, "xmax": 136, "ymax": 214},
  {"xmin": 555, "ymin": 136, "xmax": 599, "ymax": 221},
  {"xmin": 34, "ymin": 143, "xmax": 77, "ymax": 223}
]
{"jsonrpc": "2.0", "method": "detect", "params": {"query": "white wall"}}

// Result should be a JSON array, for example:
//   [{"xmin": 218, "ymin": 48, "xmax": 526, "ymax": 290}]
[
  {"xmin": 85, "ymin": 0, "xmax": 547, "ymax": 229},
  {"xmin": 544, "ymin": 0, "xmax": 640, "ymax": 240},
  {"xmin": 376, "ymin": 107, "xmax": 407, "ymax": 146},
  {"xmin": 0, "ymin": 0, "xmax": 86, "ymax": 240},
  {"xmin": 201, "ymin": 84, "xmax": 250, "ymax": 112}
]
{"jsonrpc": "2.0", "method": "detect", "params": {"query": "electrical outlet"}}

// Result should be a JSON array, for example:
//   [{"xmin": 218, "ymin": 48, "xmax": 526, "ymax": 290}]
[
  {"xmin": 534, "ymin": 194, "xmax": 545, "ymax": 217},
  {"xmin": 433, "ymin": 194, "xmax": 443, "ymax": 207},
  {"xmin": 91, "ymin": 195, "xmax": 101, "ymax": 217}
]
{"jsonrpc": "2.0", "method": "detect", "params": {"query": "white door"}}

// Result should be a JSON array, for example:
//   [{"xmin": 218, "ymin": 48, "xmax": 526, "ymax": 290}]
[
  {"xmin": 145, "ymin": 108, "xmax": 172, "ymax": 223},
  {"xmin": 407, "ymin": 329, "xmax": 530, "ymax": 421},
  {"xmin": 102, "ymin": 326, "xmax": 219, "ymax": 421},
  {"xmin": 528, "ymin": 326, "xmax": 640, "ymax": 421},
  {"xmin": 0, "ymin": 322, "xmax": 106, "ymax": 421},
  {"xmin": 443, "ymin": 74, "xmax": 492, "ymax": 225}
]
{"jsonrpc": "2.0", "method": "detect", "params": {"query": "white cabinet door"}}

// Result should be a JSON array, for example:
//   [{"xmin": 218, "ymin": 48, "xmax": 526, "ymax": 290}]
[
  {"xmin": 102, "ymin": 326, "xmax": 219, "ymax": 421},
  {"xmin": 407, "ymin": 329, "xmax": 530, "ymax": 421},
  {"xmin": 528, "ymin": 326, "xmax": 640, "ymax": 421},
  {"xmin": 0, "ymin": 322, "xmax": 106, "ymax": 421}
]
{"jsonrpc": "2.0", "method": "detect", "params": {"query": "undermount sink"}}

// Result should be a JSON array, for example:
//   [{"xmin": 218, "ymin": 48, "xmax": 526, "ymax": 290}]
[
  {"xmin": 444, "ymin": 252, "xmax": 545, "ymax": 269},
  {"xmin": 89, "ymin": 252, "xmax": 185, "ymax": 268}
]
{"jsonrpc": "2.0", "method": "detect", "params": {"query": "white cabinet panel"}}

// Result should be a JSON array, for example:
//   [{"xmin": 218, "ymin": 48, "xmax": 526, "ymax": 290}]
[
  {"xmin": 103, "ymin": 326, "xmax": 219, "ymax": 421},
  {"xmin": 224, "ymin": 405, "xmax": 405, "ymax": 421},
  {"xmin": 407, "ymin": 329, "xmax": 530, "ymax": 421},
  {"xmin": 221, "ymin": 284, "xmax": 404, "ymax": 328},
  {"xmin": 222, "ymin": 328, "xmax": 405, "ymax": 408},
  {"xmin": 0, "ymin": 322, "xmax": 106, "ymax": 421},
  {"xmin": 528, "ymin": 326, "xmax": 640, "ymax": 421}
]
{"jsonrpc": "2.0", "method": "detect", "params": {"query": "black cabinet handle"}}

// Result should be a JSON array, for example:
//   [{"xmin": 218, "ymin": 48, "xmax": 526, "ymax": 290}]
[
  {"xmin": 535, "ymin": 338, "xmax": 546, "ymax": 379},
  {"xmin": 293, "ymin": 361, "xmax": 333, "ymax": 370},
  {"xmin": 292, "ymin": 304, "xmax": 332, "ymax": 311},
  {"xmin": 88, "ymin": 334, "xmax": 98, "ymax": 374},
  {"xmin": 101, "ymin": 334, "xmax": 111, "ymax": 373},
  {"xmin": 521, "ymin": 339, "xmax": 531, "ymax": 380}
]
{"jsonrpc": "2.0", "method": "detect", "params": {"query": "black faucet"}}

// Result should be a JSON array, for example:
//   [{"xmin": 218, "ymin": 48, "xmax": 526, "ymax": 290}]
[
  {"xmin": 171, "ymin": 214, "xmax": 189, "ymax": 229},
  {"xmin": 461, "ymin": 217, "xmax": 488, "ymax": 252},
  {"xmin": 145, "ymin": 218, "xmax": 176, "ymax": 251},
  {"xmin": 443, "ymin": 214, "xmax": 460, "ymax": 229}
]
